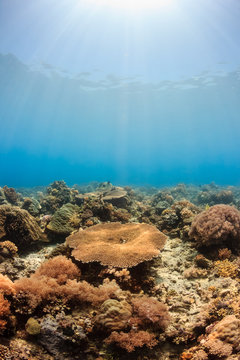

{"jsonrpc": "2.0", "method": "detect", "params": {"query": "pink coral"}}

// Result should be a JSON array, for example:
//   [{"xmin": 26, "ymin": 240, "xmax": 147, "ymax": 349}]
[
  {"xmin": 189, "ymin": 204, "xmax": 240, "ymax": 248},
  {"xmin": 208, "ymin": 315, "xmax": 240, "ymax": 351},
  {"xmin": 131, "ymin": 295, "xmax": 170, "ymax": 330},
  {"xmin": 0, "ymin": 274, "xmax": 15, "ymax": 295},
  {"xmin": 105, "ymin": 329, "xmax": 158, "ymax": 352},
  {"xmin": 14, "ymin": 256, "xmax": 121, "ymax": 309},
  {"xmin": 35, "ymin": 255, "xmax": 81, "ymax": 284},
  {"xmin": 0, "ymin": 293, "xmax": 10, "ymax": 331}
]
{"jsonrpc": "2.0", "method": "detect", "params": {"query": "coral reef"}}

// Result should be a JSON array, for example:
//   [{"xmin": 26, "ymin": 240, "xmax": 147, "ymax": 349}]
[{"xmin": 2, "ymin": 181, "xmax": 240, "ymax": 359}]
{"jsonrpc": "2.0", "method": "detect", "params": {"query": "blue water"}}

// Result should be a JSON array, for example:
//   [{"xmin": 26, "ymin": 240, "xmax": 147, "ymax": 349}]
[{"xmin": 1, "ymin": 0, "xmax": 240, "ymax": 187}]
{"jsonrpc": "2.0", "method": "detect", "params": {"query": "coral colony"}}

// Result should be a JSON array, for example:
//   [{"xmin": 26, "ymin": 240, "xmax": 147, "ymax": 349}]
[{"xmin": 1, "ymin": 180, "xmax": 240, "ymax": 359}]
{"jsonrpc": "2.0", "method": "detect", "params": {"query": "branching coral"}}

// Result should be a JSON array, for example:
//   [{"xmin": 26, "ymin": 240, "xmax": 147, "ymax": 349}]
[
  {"xmin": 34, "ymin": 255, "xmax": 81, "ymax": 284},
  {"xmin": 0, "ymin": 293, "xmax": 11, "ymax": 330},
  {"xmin": 14, "ymin": 256, "xmax": 121, "ymax": 310},
  {"xmin": 214, "ymin": 259, "xmax": 238, "ymax": 278},
  {"xmin": 0, "ymin": 274, "xmax": 14, "ymax": 332},
  {"xmin": 0, "ymin": 274, "xmax": 15, "ymax": 295},
  {"xmin": 0, "ymin": 344, "xmax": 12, "ymax": 360},
  {"xmin": 189, "ymin": 204, "xmax": 240, "ymax": 248}
]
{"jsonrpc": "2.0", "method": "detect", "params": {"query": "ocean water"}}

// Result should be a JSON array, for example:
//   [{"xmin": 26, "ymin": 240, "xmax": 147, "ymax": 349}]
[{"xmin": 1, "ymin": 0, "xmax": 240, "ymax": 187}]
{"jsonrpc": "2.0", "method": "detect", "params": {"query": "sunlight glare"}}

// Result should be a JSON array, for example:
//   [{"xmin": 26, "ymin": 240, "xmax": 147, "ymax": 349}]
[{"xmin": 85, "ymin": 0, "xmax": 175, "ymax": 11}]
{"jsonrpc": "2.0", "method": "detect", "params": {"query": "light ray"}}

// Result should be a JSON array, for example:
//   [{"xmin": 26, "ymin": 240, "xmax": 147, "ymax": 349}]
[{"xmin": 84, "ymin": 0, "xmax": 176, "ymax": 11}]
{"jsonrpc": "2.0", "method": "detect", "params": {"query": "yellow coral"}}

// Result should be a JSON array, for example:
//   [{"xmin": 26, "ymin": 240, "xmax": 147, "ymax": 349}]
[
  {"xmin": 180, "ymin": 352, "xmax": 193, "ymax": 360},
  {"xmin": 214, "ymin": 259, "xmax": 238, "ymax": 278}
]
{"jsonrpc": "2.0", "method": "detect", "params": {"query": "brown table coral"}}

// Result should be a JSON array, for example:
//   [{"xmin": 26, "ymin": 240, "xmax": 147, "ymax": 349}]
[{"xmin": 66, "ymin": 222, "xmax": 167, "ymax": 267}]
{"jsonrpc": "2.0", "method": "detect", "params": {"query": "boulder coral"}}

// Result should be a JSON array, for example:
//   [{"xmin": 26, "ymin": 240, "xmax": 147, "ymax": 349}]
[
  {"xmin": 46, "ymin": 203, "xmax": 81, "ymax": 236},
  {"xmin": 189, "ymin": 204, "xmax": 240, "ymax": 248},
  {"xmin": 0, "ymin": 205, "xmax": 46, "ymax": 250},
  {"xmin": 96, "ymin": 299, "xmax": 132, "ymax": 330},
  {"xmin": 66, "ymin": 222, "xmax": 167, "ymax": 267}
]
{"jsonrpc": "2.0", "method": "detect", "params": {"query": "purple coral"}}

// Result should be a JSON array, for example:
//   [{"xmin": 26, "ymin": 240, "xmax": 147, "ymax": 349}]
[{"xmin": 189, "ymin": 204, "xmax": 240, "ymax": 248}]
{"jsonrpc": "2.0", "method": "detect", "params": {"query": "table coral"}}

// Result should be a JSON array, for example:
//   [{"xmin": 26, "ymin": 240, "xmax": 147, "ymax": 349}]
[{"xmin": 66, "ymin": 222, "xmax": 167, "ymax": 267}]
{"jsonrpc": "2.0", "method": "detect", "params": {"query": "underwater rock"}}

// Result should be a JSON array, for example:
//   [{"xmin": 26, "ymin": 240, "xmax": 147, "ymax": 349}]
[
  {"xmin": 47, "ymin": 203, "xmax": 81, "ymax": 236},
  {"xmin": 66, "ymin": 222, "xmax": 167, "ymax": 267},
  {"xmin": 38, "ymin": 315, "xmax": 86, "ymax": 359},
  {"xmin": 189, "ymin": 204, "xmax": 240, "ymax": 248},
  {"xmin": 0, "ymin": 205, "xmax": 46, "ymax": 251}
]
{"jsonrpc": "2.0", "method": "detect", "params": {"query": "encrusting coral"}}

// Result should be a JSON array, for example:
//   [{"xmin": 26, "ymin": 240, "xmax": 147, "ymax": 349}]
[
  {"xmin": 66, "ymin": 222, "xmax": 167, "ymax": 267},
  {"xmin": 189, "ymin": 204, "xmax": 240, "ymax": 248}
]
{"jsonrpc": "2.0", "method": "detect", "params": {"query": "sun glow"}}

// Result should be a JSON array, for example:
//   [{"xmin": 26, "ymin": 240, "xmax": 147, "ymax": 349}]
[{"xmin": 86, "ymin": 0, "xmax": 175, "ymax": 11}]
